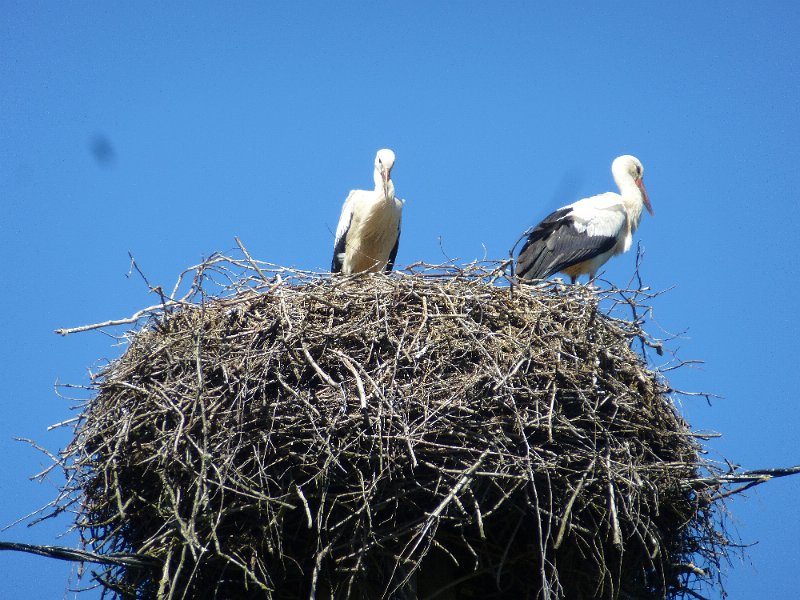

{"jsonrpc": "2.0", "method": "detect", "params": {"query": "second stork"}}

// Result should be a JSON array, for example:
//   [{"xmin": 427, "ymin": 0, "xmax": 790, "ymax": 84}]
[
  {"xmin": 516, "ymin": 155, "xmax": 653, "ymax": 284},
  {"xmin": 332, "ymin": 149, "xmax": 404, "ymax": 274}
]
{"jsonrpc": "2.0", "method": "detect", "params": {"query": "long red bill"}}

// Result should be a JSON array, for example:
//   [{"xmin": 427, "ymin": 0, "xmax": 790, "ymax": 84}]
[{"xmin": 638, "ymin": 179, "xmax": 654, "ymax": 216}]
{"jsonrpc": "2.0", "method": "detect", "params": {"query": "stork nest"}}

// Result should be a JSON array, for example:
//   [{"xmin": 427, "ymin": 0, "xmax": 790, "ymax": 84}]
[{"xmin": 54, "ymin": 258, "xmax": 727, "ymax": 600}]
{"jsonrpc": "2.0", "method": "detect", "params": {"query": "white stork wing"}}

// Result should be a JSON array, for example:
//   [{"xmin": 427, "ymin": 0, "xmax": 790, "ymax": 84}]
[
  {"xmin": 566, "ymin": 193, "xmax": 627, "ymax": 238},
  {"xmin": 517, "ymin": 193, "xmax": 627, "ymax": 280},
  {"xmin": 331, "ymin": 190, "xmax": 360, "ymax": 273}
]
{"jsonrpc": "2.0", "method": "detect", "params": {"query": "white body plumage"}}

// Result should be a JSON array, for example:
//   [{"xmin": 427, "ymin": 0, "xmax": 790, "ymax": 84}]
[{"xmin": 332, "ymin": 149, "xmax": 404, "ymax": 274}]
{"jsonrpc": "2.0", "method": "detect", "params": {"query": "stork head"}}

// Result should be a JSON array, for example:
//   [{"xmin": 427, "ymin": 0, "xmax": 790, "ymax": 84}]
[
  {"xmin": 373, "ymin": 148, "xmax": 396, "ymax": 197},
  {"xmin": 612, "ymin": 155, "xmax": 653, "ymax": 216},
  {"xmin": 375, "ymin": 148, "xmax": 396, "ymax": 182}
]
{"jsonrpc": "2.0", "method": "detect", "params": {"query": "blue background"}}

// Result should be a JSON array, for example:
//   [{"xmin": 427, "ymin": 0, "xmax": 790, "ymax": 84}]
[{"xmin": 2, "ymin": 3, "xmax": 798, "ymax": 598}]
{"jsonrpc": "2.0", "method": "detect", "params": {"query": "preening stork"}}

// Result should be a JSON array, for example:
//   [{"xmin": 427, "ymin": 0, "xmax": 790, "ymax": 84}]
[
  {"xmin": 516, "ymin": 155, "xmax": 653, "ymax": 284},
  {"xmin": 331, "ymin": 149, "xmax": 404, "ymax": 274}
]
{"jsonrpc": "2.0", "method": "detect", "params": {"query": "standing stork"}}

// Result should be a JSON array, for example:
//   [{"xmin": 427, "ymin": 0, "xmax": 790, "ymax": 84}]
[
  {"xmin": 515, "ymin": 155, "xmax": 653, "ymax": 283},
  {"xmin": 331, "ymin": 149, "xmax": 404, "ymax": 274}
]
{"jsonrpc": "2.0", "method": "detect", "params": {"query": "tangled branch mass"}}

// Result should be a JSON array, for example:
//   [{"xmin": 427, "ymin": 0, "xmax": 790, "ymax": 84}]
[{"xmin": 53, "ymin": 258, "xmax": 728, "ymax": 599}]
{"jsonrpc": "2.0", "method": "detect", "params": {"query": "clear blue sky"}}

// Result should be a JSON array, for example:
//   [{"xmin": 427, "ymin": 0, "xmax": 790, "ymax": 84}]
[{"xmin": 2, "ymin": 3, "xmax": 799, "ymax": 598}]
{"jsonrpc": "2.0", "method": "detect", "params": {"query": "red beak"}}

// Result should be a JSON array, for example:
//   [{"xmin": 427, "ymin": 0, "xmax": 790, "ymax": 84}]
[
  {"xmin": 381, "ymin": 168, "xmax": 391, "ymax": 184},
  {"xmin": 638, "ymin": 179, "xmax": 653, "ymax": 216}
]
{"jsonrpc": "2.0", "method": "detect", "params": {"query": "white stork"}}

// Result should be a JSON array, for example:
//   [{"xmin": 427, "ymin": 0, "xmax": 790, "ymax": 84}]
[
  {"xmin": 516, "ymin": 155, "xmax": 653, "ymax": 283},
  {"xmin": 331, "ymin": 149, "xmax": 404, "ymax": 274}
]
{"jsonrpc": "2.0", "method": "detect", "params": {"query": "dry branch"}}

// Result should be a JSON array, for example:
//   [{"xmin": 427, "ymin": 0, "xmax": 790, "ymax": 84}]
[{"xmin": 0, "ymin": 541, "xmax": 158, "ymax": 569}]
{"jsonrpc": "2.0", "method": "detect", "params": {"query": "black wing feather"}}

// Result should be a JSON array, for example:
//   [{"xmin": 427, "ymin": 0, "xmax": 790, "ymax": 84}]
[
  {"xmin": 331, "ymin": 214, "xmax": 352, "ymax": 273},
  {"xmin": 384, "ymin": 223, "xmax": 401, "ymax": 272},
  {"xmin": 516, "ymin": 208, "xmax": 615, "ymax": 280}
]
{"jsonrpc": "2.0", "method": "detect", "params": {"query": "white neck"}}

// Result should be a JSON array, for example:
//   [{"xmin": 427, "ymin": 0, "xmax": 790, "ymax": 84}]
[
  {"xmin": 615, "ymin": 173, "xmax": 645, "ymax": 231},
  {"xmin": 374, "ymin": 171, "xmax": 395, "ymax": 199}
]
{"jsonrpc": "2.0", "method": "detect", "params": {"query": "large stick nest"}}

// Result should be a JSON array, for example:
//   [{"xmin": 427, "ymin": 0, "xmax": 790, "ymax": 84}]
[{"xmin": 58, "ymin": 259, "xmax": 726, "ymax": 599}]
